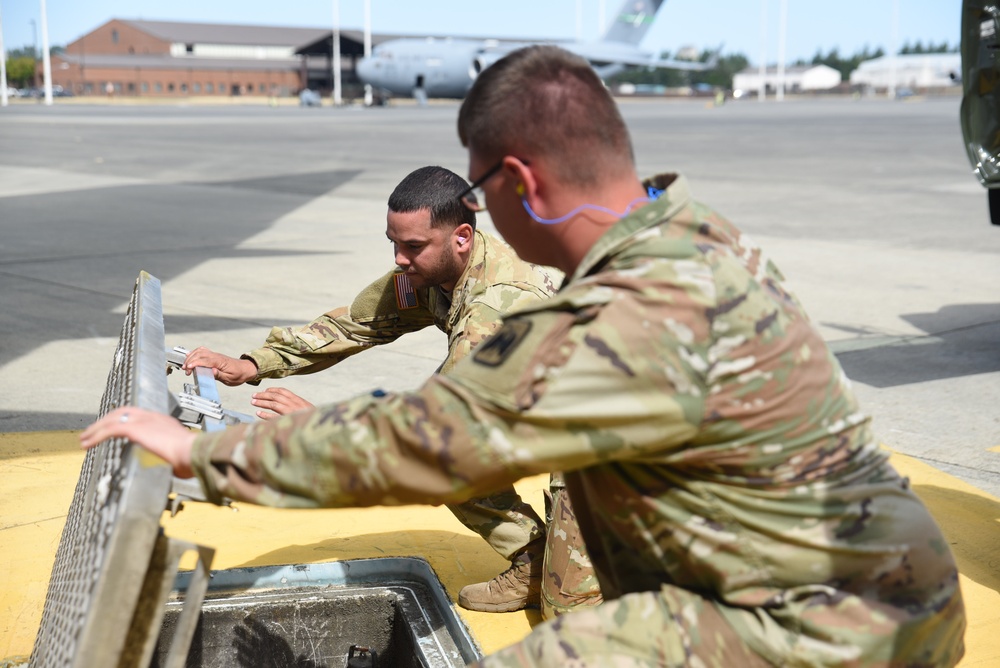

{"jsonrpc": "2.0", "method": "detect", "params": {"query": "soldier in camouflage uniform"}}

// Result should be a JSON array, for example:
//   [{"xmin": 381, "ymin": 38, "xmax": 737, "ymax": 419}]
[
  {"xmin": 181, "ymin": 165, "xmax": 595, "ymax": 615},
  {"xmin": 84, "ymin": 46, "xmax": 965, "ymax": 666}
]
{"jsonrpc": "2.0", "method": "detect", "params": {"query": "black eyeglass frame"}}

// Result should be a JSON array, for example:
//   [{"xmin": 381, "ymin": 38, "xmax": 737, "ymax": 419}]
[{"xmin": 457, "ymin": 157, "xmax": 530, "ymax": 210}]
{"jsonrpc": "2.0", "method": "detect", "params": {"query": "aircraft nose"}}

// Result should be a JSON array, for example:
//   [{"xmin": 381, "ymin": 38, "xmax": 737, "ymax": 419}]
[{"xmin": 356, "ymin": 57, "xmax": 374, "ymax": 82}]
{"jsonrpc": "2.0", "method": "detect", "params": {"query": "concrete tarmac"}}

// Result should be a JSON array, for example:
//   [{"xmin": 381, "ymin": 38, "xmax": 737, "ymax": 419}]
[{"xmin": 0, "ymin": 96, "xmax": 998, "ymax": 498}]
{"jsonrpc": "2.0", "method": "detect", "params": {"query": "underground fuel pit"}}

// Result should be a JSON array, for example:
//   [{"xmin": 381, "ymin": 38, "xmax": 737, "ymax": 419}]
[{"xmin": 153, "ymin": 557, "xmax": 481, "ymax": 668}]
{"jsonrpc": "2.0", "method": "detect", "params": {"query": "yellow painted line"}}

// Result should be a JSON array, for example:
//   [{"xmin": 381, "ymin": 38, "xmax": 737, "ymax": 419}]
[
  {"xmin": 988, "ymin": 445, "xmax": 1000, "ymax": 454},
  {"xmin": 2, "ymin": 433, "xmax": 997, "ymax": 666},
  {"xmin": 0, "ymin": 430, "xmax": 539, "ymax": 661},
  {"xmin": 885, "ymin": 449, "xmax": 1000, "ymax": 667}
]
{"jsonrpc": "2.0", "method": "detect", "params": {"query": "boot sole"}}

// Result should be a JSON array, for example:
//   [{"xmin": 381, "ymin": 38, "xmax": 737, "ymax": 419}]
[{"xmin": 457, "ymin": 594, "xmax": 540, "ymax": 614}]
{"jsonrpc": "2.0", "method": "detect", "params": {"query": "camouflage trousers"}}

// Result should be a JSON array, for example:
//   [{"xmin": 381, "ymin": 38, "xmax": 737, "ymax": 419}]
[
  {"xmin": 474, "ymin": 585, "xmax": 771, "ymax": 667},
  {"xmin": 447, "ymin": 486, "xmax": 545, "ymax": 561},
  {"xmin": 449, "ymin": 475, "xmax": 604, "ymax": 618},
  {"xmin": 541, "ymin": 473, "xmax": 603, "ymax": 619}
]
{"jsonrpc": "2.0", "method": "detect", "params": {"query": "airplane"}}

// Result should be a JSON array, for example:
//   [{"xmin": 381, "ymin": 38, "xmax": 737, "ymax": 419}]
[{"xmin": 355, "ymin": 0, "xmax": 715, "ymax": 101}]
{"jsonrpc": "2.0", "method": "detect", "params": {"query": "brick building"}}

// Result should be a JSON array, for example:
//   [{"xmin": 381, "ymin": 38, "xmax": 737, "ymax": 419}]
[{"xmin": 48, "ymin": 19, "xmax": 373, "ymax": 98}]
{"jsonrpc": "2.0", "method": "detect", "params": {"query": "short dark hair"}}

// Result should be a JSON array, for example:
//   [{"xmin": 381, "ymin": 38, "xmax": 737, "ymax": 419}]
[
  {"xmin": 387, "ymin": 166, "xmax": 476, "ymax": 230},
  {"xmin": 457, "ymin": 45, "xmax": 634, "ymax": 188}
]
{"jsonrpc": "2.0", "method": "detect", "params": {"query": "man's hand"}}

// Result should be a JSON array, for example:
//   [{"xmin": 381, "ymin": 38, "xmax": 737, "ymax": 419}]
[
  {"xmin": 183, "ymin": 347, "xmax": 257, "ymax": 386},
  {"xmin": 80, "ymin": 407, "xmax": 197, "ymax": 478},
  {"xmin": 251, "ymin": 387, "xmax": 315, "ymax": 420}
]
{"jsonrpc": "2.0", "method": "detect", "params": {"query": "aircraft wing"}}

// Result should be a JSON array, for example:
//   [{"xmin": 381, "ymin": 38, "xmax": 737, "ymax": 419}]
[
  {"xmin": 565, "ymin": 42, "xmax": 719, "ymax": 73},
  {"xmin": 607, "ymin": 54, "xmax": 714, "ymax": 71}
]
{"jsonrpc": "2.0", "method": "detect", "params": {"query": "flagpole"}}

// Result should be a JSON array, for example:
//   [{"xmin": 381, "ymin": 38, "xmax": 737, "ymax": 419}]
[
  {"xmin": 364, "ymin": 0, "xmax": 372, "ymax": 106},
  {"xmin": 332, "ymin": 0, "xmax": 342, "ymax": 105},
  {"xmin": 776, "ymin": 0, "xmax": 787, "ymax": 101},
  {"xmin": 0, "ymin": 4, "xmax": 8, "ymax": 107},
  {"xmin": 40, "ymin": 0, "xmax": 53, "ymax": 105},
  {"xmin": 758, "ymin": 0, "xmax": 768, "ymax": 102}
]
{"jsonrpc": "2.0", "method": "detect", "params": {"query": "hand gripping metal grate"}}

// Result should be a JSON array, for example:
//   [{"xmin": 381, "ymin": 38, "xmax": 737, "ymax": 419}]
[{"xmin": 29, "ymin": 272, "xmax": 214, "ymax": 668}]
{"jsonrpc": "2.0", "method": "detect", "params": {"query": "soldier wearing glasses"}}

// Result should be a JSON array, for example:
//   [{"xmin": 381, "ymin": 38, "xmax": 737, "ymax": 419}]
[{"xmin": 85, "ymin": 46, "xmax": 965, "ymax": 666}]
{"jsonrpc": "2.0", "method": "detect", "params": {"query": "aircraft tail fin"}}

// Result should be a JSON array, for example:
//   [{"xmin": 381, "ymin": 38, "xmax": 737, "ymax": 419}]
[{"xmin": 601, "ymin": 0, "xmax": 666, "ymax": 45}]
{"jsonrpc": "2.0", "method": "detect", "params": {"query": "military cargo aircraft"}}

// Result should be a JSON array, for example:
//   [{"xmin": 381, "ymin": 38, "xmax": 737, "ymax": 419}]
[{"xmin": 355, "ymin": 0, "xmax": 715, "ymax": 100}]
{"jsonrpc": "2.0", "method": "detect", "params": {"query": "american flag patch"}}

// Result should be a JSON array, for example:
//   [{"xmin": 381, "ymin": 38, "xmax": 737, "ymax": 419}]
[{"xmin": 394, "ymin": 272, "xmax": 418, "ymax": 310}]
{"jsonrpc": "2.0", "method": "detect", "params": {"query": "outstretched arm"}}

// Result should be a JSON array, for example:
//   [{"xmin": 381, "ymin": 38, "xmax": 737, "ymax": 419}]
[
  {"xmin": 183, "ymin": 347, "xmax": 258, "ymax": 386},
  {"xmin": 80, "ymin": 407, "xmax": 197, "ymax": 478},
  {"xmin": 251, "ymin": 387, "xmax": 315, "ymax": 420}
]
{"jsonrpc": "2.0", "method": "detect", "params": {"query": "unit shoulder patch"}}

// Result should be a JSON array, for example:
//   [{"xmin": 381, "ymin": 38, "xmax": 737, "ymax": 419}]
[{"xmin": 473, "ymin": 319, "xmax": 532, "ymax": 367}]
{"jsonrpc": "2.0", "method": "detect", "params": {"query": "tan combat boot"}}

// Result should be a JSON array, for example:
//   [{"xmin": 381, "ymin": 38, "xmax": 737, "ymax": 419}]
[{"xmin": 458, "ymin": 546, "xmax": 543, "ymax": 613}]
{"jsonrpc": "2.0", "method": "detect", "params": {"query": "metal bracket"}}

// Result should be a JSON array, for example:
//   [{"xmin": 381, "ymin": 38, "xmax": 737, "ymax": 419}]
[{"xmin": 166, "ymin": 347, "xmax": 253, "ymax": 513}]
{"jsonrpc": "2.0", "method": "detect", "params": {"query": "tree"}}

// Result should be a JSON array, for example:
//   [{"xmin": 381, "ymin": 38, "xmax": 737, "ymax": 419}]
[
  {"xmin": 5, "ymin": 57, "xmax": 36, "ymax": 87},
  {"xmin": 7, "ymin": 45, "xmax": 37, "ymax": 60}
]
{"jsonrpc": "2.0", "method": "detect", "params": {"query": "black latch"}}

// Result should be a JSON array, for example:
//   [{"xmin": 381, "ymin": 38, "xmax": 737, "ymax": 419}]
[{"xmin": 346, "ymin": 644, "xmax": 379, "ymax": 668}]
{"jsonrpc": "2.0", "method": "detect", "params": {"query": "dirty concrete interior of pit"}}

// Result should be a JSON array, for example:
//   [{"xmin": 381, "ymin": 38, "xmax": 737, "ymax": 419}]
[
  {"xmin": 155, "ymin": 559, "xmax": 480, "ymax": 668},
  {"xmin": 29, "ymin": 272, "xmax": 481, "ymax": 668}
]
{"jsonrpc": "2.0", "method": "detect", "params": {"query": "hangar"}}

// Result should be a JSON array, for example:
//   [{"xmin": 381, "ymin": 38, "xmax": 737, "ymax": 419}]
[
  {"xmin": 732, "ymin": 64, "xmax": 843, "ymax": 98},
  {"xmin": 849, "ymin": 53, "xmax": 961, "ymax": 94},
  {"xmin": 46, "ymin": 19, "xmax": 385, "ymax": 99}
]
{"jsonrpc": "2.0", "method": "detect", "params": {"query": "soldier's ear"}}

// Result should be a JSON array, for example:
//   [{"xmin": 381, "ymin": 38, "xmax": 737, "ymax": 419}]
[{"xmin": 455, "ymin": 223, "xmax": 473, "ymax": 247}]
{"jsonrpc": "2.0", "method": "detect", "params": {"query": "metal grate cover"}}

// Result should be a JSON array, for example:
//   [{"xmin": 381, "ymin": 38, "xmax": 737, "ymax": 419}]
[{"xmin": 29, "ymin": 272, "xmax": 201, "ymax": 668}]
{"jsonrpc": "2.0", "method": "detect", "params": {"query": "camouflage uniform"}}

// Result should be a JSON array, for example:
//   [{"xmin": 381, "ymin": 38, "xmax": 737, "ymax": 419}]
[
  {"xmin": 541, "ymin": 472, "xmax": 603, "ymax": 618},
  {"xmin": 245, "ymin": 230, "xmax": 557, "ymax": 564},
  {"xmin": 191, "ymin": 174, "xmax": 965, "ymax": 666}
]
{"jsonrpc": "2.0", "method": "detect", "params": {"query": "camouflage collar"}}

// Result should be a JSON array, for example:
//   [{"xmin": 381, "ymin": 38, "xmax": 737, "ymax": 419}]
[
  {"xmin": 439, "ymin": 229, "xmax": 490, "ymax": 327},
  {"xmin": 568, "ymin": 173, "xmax": 691, "ymax": 284},
  {"xmin": 453, "ymin": 229, "xmax": 489, "ymax": 294}
]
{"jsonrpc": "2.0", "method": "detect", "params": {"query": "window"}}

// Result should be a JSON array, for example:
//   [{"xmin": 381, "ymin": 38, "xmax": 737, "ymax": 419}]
[
  {"xmin": 168, "ymin": 83, "xmax": 175, "ymax": 92},
  {"xmin": 192, "ymin": 83, "xmax": 200, "ymax": 93},
  {"xmin": 185, "ymin": 43, "xmax": 194, "ymax": 54},
  {"xmin": 180, "ymin": 83, "xmax": 188, "ymax": 93},
  {"xmin": 127, "ymin": 82, "xmax": 135, "ymax": 93},
  {"xmin": 141, "ymin": 82, "xmax": 149, "ymax": 93},
  {"xmin": 155, "ymin": 82, "xmax": 162, "ymax": 93},
  {"xmin": 205, "ymin": 82, "xmax": 213, "ymax": 93},
  {"xmin": 259, "ymin": 83, "xmax": 266, "ymax": 93},
  {"xmin": 111, "ymin": 29, "xmax": 119, "ymax": 44}
]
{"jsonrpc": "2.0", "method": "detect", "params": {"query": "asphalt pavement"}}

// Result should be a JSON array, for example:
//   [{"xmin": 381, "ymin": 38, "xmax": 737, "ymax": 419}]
[{"xmin": 1, "ymin": 95, "xmax": 997, "ymax": 496}]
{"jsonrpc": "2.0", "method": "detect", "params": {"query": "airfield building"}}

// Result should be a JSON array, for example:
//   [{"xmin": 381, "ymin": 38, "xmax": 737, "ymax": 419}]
[
  {"xmin": 45, "ymin": 19, "xmax": 378, "ymax": 98},
  {"xmin": 848, "ymin": 53, "xmax": 961, "ymax": 93},
  {"xmin": 731, "ymin": 64, "xmax": 842, "ymax": 98}
]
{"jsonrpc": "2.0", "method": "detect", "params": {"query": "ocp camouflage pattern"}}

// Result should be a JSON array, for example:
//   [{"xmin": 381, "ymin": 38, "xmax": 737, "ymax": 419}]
[
  {"xmin": 242, "ymin": 229, "xmax": 560, "ymax": 566},
  {"xmin": 192, "ymin": 174, "xmax": 964, "ymax": 666},
  {"xmin": 245, "ymin": 229, "xmax": 559, "ymax": 377}
]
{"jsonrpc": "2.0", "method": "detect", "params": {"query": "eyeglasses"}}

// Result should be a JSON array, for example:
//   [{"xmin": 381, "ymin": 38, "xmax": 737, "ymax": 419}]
[{"xmin": 457, "ymin": 157, "xmax": 530, "ymax": 212}]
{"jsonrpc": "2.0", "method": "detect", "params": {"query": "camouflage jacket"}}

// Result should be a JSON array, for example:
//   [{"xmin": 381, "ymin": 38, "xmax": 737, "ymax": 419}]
[
  {"xmin": 192, "ymin": 174, "xmax": 964, "ymax": 666},
  {"xmin": 245, "ymin": 230, "xmax": 558, "ymax": 377}
]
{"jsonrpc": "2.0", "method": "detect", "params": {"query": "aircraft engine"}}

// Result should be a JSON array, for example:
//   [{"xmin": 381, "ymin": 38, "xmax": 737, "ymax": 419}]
[{"xmin": 470, "ymin": 51, "xmax": 507, "ymax": 80}]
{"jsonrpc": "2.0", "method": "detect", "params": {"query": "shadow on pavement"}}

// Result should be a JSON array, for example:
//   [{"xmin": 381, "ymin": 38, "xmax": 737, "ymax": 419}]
[
  {"xmin": 913, "ymin": 482, "xmax": 1000, "ymax": 596},
  {"xmin": 835, "ymin": 303, "xmax": 1000, "ymax": 388},
  {"xmin": 0, "ymin": 171, "xmax": 360, "ymax": 374}
]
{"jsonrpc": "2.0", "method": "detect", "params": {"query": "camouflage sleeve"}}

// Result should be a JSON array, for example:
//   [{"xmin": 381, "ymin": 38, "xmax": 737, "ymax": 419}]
[
  {"xmin": 247, "ymin": 269, "xmax": 437, "ymax": 379},
  {"xmin": 189, "ymin": 280, "xmax": 703, "ymax": 508},
  {"xmin": 438, "ymin": 300, "xmax": 503, "ymax": 374},
  {"xmin": 439, "ymin": 271, "xmax": 559, "ymax": 374}
]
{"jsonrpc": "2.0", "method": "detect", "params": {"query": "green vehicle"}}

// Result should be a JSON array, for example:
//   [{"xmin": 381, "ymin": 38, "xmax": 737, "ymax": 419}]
[{"xmin": 961, "ymin": 0, "xmax": 1000, "ymax": 225}]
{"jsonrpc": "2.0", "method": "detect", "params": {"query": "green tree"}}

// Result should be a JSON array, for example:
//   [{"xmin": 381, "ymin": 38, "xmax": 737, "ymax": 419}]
[
  {"xmin": 5, "ymin": 56, "xmax": 36, "ymax": 87},
  {"xmin": 7, "ymin": 46, "xmax": 37, "ymax": 60}
]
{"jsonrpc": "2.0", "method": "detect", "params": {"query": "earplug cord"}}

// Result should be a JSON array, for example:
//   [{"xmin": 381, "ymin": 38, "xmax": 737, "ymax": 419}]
[{"xmin": 520, "ymin": 185, "xmax": 664, "ymax": 225}]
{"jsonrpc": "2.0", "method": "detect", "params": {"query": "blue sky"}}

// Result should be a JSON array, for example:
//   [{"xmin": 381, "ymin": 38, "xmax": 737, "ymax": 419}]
[{"xmin": 3, "ymin": 0, "xmax": 959, "ymax": 64}]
